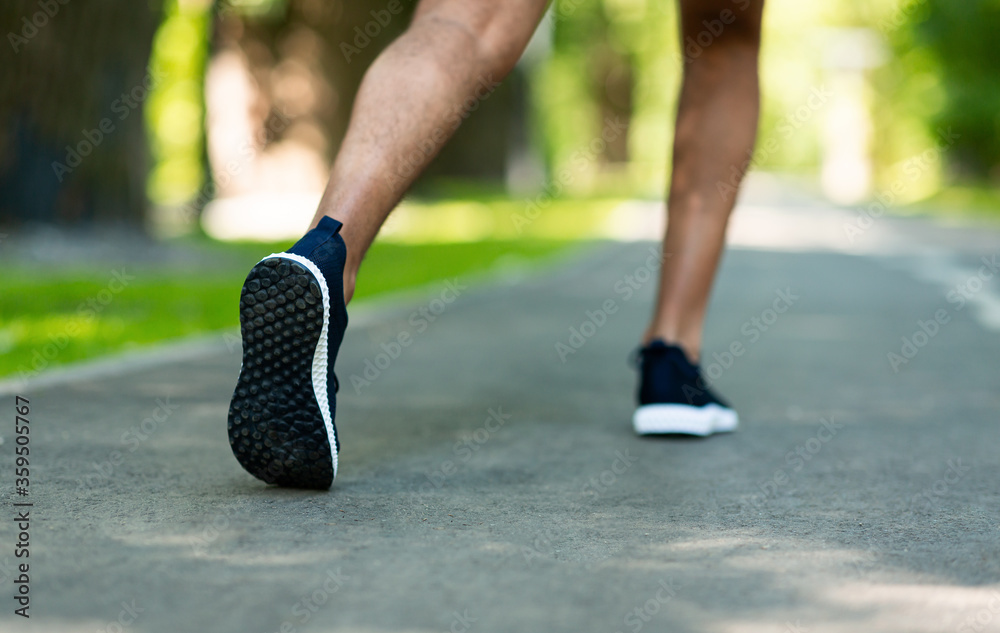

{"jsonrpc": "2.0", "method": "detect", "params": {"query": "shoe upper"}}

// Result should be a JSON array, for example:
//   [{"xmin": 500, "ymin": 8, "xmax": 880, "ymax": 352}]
[
  {"xmin": 635, "ymin": 340, "xmax": 732, "ymax": 409},
  {"xmin": 287, "ymin": 216, "xmax": 349, "ymax": 451}
]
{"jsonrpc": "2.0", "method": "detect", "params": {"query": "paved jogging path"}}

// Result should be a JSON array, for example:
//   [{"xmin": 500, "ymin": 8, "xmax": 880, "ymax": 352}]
[{"xmin": 2, "ymin": 200, "xmax": 999, "ymax": 633}]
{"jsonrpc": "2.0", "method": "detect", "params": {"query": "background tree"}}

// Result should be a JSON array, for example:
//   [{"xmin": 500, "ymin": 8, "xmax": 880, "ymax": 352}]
[
  {"xmin": 0, "ymin": 0, "xmax": 165, "ymax": 228},
  {"xmin": 908, "ymin": 0, "xmax": 1000, "ymax": 180}
]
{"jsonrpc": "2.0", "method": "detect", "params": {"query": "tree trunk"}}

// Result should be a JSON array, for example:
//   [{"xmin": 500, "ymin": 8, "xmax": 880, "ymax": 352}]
[{"xmin": 0, "ymin": 0, "xmax": 163, "ymax": 229}]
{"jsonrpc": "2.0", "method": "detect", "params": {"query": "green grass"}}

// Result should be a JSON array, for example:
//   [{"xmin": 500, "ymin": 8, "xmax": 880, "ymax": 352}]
[
  {"xmin": 0, "ymin": 239, "xmax": 573, "ymax": 379},
  {"xmin": 910, "ymin": 185, "xmax": 1000, "ymax": 220}
]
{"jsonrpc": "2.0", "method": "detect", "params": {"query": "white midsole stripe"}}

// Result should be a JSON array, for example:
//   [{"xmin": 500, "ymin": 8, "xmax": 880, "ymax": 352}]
[{"xmin": 632, "ymin": 403, "xmax": 739, "ymax": 436}]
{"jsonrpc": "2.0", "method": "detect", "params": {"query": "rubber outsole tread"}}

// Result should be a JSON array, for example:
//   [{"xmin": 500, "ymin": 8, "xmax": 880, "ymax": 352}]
[{"xmin": 227, "ymin": 258, "xmax": 333, "ymax": 489}]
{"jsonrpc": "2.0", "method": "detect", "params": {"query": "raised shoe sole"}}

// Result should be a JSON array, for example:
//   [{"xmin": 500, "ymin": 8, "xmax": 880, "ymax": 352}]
[{"xmin": 227, "ymin": 254, "xmax": 337, "ymax": 489}]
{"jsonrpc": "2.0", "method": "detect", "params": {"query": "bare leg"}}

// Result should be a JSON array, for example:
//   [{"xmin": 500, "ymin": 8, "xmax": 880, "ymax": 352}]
[
  {"xmin": 309, "ymin": 0, "xmax": 549, "ymax": 302},
  {"xmin": 644, "ymin": 0, "xmax": 765, "ymax": 360}
]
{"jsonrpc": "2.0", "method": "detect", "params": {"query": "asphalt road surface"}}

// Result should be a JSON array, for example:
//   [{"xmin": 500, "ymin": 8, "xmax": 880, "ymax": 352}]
[{"xmin": 1, "ymin": 195, "xmax": 998, "ymax": 633}]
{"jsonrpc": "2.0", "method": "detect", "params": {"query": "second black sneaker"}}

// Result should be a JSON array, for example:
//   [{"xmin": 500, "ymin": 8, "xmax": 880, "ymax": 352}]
[{"xmin": 632, "ymin": 340, "xmax": 738, "ymax": 436}]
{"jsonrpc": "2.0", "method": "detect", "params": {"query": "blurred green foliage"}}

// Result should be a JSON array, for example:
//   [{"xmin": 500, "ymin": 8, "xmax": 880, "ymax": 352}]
[
  {"xmin": 144, "ymin": 0, "xmax": 1000, "ymax": 214},
  {"xmin": 888, "ymin": 0, "xmax": 1000, "ymax": 180},
  {"xmin": 534, "ymin": 0, "xmax": 1000, "ymax": 201},
  {"xmin": 535, "ymin": 0, "xmax": 843, "ymax": 194},
  {"xmin": 146, "ymin": 0, "xmax": 212, "ymax": 206},
  {"xmin": 535, "ymin": 0, "xmax": 680, "ymax": 196}
]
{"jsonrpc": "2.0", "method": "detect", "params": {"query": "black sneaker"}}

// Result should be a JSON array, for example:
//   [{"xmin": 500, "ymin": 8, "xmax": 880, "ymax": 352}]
[
  {"xmin": 631, "ymin": 340, "xmax": 738, "ymax": 436},
  {"xmin": 227, "ymin": 217, "xmax": 349, "ymax": 489}
]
